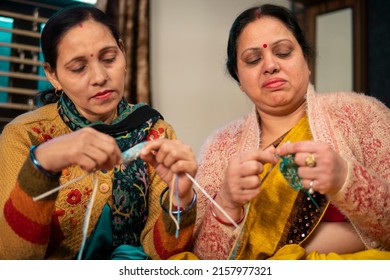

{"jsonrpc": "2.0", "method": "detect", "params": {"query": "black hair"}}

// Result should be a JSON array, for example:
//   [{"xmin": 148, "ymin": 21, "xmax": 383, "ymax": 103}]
[
  {"xmin": 226, "ymin": 3, "xmax": 314, "ymax": 83},
  {"xmin": 38, "ymin": 4, "xmax": 121, "ymax": 104}
]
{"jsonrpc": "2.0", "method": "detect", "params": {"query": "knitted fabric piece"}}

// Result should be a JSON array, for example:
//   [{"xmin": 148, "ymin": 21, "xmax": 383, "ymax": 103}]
[{"xmin": 279, "ymin": 154, "xmax": 320, "ymax": 211}]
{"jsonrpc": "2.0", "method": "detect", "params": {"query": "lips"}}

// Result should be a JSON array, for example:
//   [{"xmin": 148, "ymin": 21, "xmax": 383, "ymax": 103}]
[
  {"xmin": 92, "ymin": 89, "xmax": 113, "ymax": 99},
  {"xmin": 262, "ymin": 78, "xmax": 286, "ymax": 89}
]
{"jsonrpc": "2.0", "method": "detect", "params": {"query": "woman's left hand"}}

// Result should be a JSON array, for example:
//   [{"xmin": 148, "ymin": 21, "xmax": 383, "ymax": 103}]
[
  {"xmin": 140, "ymin": 139, "xmax": 197, "ymax": 205},
  {"xmin": 275, "ymin": 141, "xmax": 348, "ymax": 196}
]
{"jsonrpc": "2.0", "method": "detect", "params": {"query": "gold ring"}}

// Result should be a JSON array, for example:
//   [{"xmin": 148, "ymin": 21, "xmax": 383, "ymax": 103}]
[{"xmin": 305, "ymin": 154, "xmax": 316, "ymax": 167}]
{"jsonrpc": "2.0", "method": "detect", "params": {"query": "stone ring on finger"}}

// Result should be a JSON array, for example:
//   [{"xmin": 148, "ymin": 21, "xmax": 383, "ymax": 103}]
[
  {"xmin": 305, "ymin": 154, "xmax": 316, "ymax": 168},
  {"xmin": 308, "ymin": 180, "xmax": 315, "ymax": 194}
]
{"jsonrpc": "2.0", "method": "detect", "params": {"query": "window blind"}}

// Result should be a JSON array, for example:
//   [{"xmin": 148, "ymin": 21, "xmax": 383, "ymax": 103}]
[
  {"xmin": 0, "ymin": 0, "xmax": 58, "ymax": 132},
  {"xmin": 0, "ymin": 0, "xmax": 97, "ymax": 132}
]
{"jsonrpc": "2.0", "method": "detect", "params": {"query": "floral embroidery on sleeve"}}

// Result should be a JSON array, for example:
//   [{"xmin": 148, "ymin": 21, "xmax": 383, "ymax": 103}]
[
  {"xmin": 31, "ymin": 122, "xmax": 56, "ymax": 142},
  {"xmin": 146, "ymin": 127, "xmax": 165, "ymax": 141}
]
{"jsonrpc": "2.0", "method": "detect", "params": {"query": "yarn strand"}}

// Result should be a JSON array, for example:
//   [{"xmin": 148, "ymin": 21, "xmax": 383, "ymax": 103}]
[
  {"xmin": 185, "ymin": 173, "xmax": 239, "ymax": 228},
  {"xmin": 168, "ymin": 174, "xmax": 180, "ymax": 238},
  {"xmin": 77, "ymin": 172, "xmax": 98, "ymax": 260}
]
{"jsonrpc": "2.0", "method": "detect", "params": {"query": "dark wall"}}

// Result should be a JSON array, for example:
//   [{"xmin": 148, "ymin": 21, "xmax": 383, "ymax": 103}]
[{"xmin": 368, "ymin": 0, "xmax": 390, "ymax": 107}]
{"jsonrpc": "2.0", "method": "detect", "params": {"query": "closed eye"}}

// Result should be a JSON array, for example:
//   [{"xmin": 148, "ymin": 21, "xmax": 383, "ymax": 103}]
[
  {"xmin": 71, "ymin": 65, "xmax": 86, "ymax": 73},
  {"xmin": 102, "ymin": 56, "xmax": 116, "ymax": 64},
  {"xmin": 276, "ymin": 51, "xmax": 291, "ymax": 58},
  {"xmin": 247, "ymin": 58, "xmax": 261, "ymax": 64}
]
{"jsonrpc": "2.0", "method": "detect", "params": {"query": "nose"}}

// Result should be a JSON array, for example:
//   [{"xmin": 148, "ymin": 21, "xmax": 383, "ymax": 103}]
[
  {"xmin": 263, "ymin": 54, "xmax": 280, "ymax": 75},
  {"xmin": 90, "ymin": 64, "xmax": 108, "ymax": 85}
]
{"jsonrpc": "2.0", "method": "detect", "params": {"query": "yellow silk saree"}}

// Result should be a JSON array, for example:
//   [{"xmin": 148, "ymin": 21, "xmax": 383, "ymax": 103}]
[{"xmin": 228, "ymin": 115, "xmax": 389, "ymax": 260}]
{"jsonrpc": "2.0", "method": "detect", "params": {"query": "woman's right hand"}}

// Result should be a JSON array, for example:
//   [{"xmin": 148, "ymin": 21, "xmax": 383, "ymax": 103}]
[
  {"xmin": 33, "ymin": 127, "xmax": 122, "ymax": 173},
  {"xmin": 214, "ymin": 147, "xmax": 277, "ymax": 222}
]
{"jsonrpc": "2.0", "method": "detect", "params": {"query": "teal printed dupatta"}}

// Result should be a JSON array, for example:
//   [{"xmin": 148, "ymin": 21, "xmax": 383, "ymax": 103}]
[{"xmin": 57, "ymin": 94, "xmax": 162, "ymax": 247}]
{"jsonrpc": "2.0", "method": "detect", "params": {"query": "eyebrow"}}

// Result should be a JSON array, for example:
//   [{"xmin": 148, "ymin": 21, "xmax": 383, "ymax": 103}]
[
  {"xmin": 240, "ymin": 39, "xmax": 293, "ymax": 57},
  {"xmin": 64, "ymin": 45, "xmax": 118, "ymax": 67}
]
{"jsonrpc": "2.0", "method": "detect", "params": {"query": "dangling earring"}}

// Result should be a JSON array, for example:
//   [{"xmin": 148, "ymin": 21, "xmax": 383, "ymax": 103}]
[{"xmin": 54, "ymin": 88, "xmax": 63, "ymax": 97}]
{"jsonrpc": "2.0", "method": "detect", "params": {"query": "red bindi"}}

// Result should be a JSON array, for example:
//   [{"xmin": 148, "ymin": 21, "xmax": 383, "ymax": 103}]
[
  {"xmin": 79, "ymin": 23, "xmax": 83, "ymax": 28},
  {"xmin": 90, "ymin": 54, "xmax": 93, "ymax": 57},
  {"xmin": 263, "ymin": 43, "xmax": 268, "ymax": 48}
]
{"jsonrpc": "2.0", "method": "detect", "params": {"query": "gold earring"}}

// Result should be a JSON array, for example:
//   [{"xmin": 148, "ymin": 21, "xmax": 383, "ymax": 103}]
[{"xmin": 54, "ymin": 88, "xmax": 63, "ymax": 97}]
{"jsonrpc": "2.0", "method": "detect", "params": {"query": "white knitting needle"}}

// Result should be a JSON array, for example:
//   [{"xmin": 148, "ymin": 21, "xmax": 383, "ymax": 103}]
[{"xmin": 185, "ymin": 173, "xmax": 239, "ymax": 228}]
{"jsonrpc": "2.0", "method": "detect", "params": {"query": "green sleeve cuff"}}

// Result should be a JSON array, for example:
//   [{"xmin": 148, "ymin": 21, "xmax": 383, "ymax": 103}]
[{"xmin": 18, "ymin": 156, "xmax": 60, "ymax": 200}]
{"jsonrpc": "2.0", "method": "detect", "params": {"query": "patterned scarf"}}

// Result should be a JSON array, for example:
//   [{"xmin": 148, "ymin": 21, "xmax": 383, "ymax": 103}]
[{"xmin": 57, "ymin": 94, "xmax": 161, "ymax": 247}]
